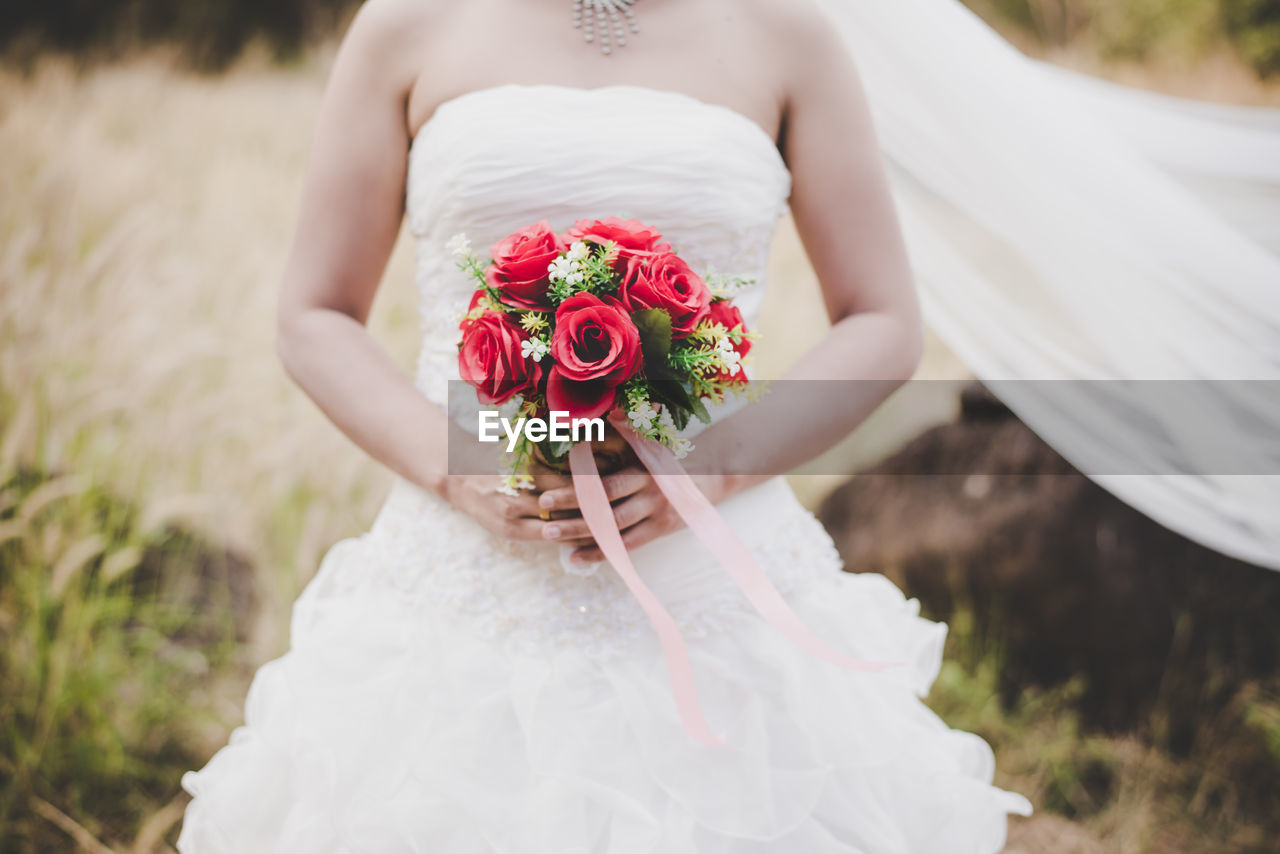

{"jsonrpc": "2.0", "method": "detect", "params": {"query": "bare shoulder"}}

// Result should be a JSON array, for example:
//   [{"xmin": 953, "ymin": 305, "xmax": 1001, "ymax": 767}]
[
  {"xmin": 725, "ymin": 0, "xmax": 855, "ymax": 103},
  {"xmin": 777, "ymin": 0, "xmax": 855, "ymax": 77},
  {"xmin": 335, "ymin": 0, "xmax": 444, "ymax": 87}
]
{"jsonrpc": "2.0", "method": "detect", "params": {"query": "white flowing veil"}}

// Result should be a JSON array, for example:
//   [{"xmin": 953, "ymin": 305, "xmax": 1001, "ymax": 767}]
[{"xmin": 813, "ymin": 0, "xmax": 1280, "ymax": 571}]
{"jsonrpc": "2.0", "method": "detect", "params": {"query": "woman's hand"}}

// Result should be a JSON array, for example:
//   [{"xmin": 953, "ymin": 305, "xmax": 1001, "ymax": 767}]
[
  {"xmin": 439, "ymin": 470, "xmax": 575, "ymax": 542},
  {"xmin": 534, "ymin": 468, "xmax": 740, "ymax": 564}
]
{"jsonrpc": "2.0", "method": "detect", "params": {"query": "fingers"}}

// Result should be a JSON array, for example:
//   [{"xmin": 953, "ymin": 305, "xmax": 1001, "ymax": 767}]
[
  {"xmin": 539, "ymin": 489, "xmax": 664, "ymax": 544},
  {"xmin": 526, "ymin": 459, "xmax": 574, "ymax": 494},
  {"xmin": 487, "ymin": 488, "xmax": 554, "ymax": 541},
  {"xmin": 495, "ymin": 516, "xmax": 552, "ymax": 541},
  {"xmin": 545, "ymin": 533, "xmax": 596, "ymax": 550},
  {"xmin": 496, "ymin": 490, "xmax": 544, "ymax": 521},
  {"xmin": 538, "ymin": 466, "xmax": 651, "ymax": 513},
  {"xmin": 569, "ymin": 517, "xmax": 667, "ymax": 565},
  {"xmin": 539, "ymin": 516, "xmax": 592, "ymax": 543}
]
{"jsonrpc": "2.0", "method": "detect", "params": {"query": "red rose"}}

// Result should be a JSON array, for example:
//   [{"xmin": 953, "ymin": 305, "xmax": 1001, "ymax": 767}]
[
  {"xmin": 707, "ymin": 300, "xmax": 751, "ymax": 384},
  {"xmin": 618, "ymin": 253, "xmax": 711, "ymax": 339},
  {"xmin": 485, "ymin": 221, "xmax": 564, "ymax": 311},
  {"xmin": 567, "ymin": 216, "xmax": 672, "ymax": 267},
  {"xmin": 546, "ymin": 293, "xmax": 643, "ymax": 419},
  {"xmin": 457, "ymin": 310, "xmax": 543, "ymax": 405},
  {"xmin": 545, "ymin": 372, "xmax": 616, "ymax": 421}
]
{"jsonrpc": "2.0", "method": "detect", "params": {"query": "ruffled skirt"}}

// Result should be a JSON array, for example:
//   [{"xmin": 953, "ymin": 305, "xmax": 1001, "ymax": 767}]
[{"xmin": 177, "ymin": 477, "xmax": 1031, "ymax": 853}]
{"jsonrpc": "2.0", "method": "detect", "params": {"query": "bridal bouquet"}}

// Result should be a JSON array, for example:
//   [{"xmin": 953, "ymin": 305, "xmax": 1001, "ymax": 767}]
[
  {"xmin": 449, "ymin": 218, "xmax": 892, "ymax": 749},
  {"xmin": 451, "ymin": 217, "xmax": 756, "ymax": 485}
]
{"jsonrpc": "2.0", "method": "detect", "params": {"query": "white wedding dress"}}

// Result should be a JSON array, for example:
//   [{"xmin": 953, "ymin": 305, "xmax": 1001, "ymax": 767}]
[{"xmin": 177, "ymin": 83, "xmax": 1032, "ymax": 853}]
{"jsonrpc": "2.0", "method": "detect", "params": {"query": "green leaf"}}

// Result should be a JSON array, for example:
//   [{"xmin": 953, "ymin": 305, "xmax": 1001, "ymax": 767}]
[
  {"xmin": 538, "ymin": 439, "xmax": 574, "ymax": 469},
  {"xmin": 685, "ymin": 384, "xmax": 712, "ymax": 425},
  {"xmin": 649, "ymin": 378, "xmax": 691, "ymax": 410},
  {"xmin": 631, "ymin": 309, "xmax": 672, "ymax": 371},
  {"xmin": 647, "ymin": 379, "xmax": 693, "ymax": 431},
  {"xmin": 667, "ymin": 403, "xmax": 691, "ymax": 431}
]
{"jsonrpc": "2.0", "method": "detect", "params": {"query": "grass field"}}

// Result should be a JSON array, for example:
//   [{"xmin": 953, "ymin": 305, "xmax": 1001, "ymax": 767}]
[{"xmin": 1, "ymin": 42, "xmax": 1277, "ymax": 853}]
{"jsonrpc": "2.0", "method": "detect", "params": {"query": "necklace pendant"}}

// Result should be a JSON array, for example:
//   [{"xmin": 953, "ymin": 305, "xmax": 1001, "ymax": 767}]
[{"xmin": 573, "ymin": 0, "xmax": 638, "ymax": 56}]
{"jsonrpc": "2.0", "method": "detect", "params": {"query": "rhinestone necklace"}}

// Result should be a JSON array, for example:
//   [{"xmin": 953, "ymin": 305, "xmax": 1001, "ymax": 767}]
[{"xmin": 572, "ymin": 0, "xmax": 641, "ymax": 56}]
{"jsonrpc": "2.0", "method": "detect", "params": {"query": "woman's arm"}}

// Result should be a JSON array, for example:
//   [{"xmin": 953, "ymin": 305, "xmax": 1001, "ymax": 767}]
[
  {"xmin": 540, "ymin": 2, "xmax": 923, "ymax": 561},
  {"xmin": 694, "ymin": 0, "xmax": 925, "ymax": 477},
  {"xmin": 276, "ymin": 0, "xmax": 555, "ymax": 539}
]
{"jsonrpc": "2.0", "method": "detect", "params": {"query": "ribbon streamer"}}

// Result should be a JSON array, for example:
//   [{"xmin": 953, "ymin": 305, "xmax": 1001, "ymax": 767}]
[
  {"xmin": 568, "ymin": 442, "xmax": 729, "ymax": 748},
  {"xmin": 567, "ymin": 419, "xmax": 899, "ymax": 747}
]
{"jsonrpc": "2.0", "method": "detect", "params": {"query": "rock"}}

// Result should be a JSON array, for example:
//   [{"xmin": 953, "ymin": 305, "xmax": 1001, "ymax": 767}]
[{"xmin": 818, "ymin": 382, "xmax": 1280, "ymax": 748}]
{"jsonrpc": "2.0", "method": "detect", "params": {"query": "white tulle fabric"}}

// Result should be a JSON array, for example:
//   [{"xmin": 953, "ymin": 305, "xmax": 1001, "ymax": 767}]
[
  {"xmin": 815, "ymin": 0, "xmax": 1280, "ymax": 571},
  {"xmin": 178, "ymin": 84, "xmax": 1031, "ymax": 853}
]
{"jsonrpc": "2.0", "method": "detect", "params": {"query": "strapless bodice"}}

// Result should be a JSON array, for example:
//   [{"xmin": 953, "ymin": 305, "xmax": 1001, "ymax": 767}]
[{"xmin": 403, "ymin": 83, "xmax": 792, "ymax": 403}]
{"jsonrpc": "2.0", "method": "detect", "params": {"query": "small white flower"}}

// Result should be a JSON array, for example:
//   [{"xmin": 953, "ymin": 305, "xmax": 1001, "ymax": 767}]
[
  {"xmin": 627, "ymin": 400, "xmax": 658, "ymax": 431},
  {"xmin": 672, "ymin": 439, "xmax": 695, "ymax": 460},
  {"xmin": 495, "ymin": 469, "xmax": 535, "ymax": 495},
  {"xmin": 720, "ymin": 349, "xmax": 743, "ymax": 376},
  {"xmin": 447, "ymin": 233, "xmax": 472, "ymax": 257},
  {"xmin": 565, "ymin": 271, "xmax": 585, "ymax": 286},
  {"xmin": 567, "ymin": 241, "xmax": 589, "ymax": 262},
  {"xmin": 520, "ymin": 337, "xmax": 550, "ymax": 362},
  {"xmin": 547, "ymin": 256, "xmax": 579, "ymax": 281},
  {"xmin": 657, "ymin": 406, "xmax": 677, "ymax": 432}
]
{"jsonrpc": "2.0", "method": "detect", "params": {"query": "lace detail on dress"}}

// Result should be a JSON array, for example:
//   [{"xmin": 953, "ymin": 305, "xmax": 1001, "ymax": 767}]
[{"xmin": 304, "ymin": 478, "xmax": 838, "ymax": 660}]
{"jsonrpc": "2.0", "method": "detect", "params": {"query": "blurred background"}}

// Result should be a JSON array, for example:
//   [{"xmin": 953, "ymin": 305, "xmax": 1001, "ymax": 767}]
[{"xmin": 2, "ymin": 2, "xmax": 1279, "ymax": 852}]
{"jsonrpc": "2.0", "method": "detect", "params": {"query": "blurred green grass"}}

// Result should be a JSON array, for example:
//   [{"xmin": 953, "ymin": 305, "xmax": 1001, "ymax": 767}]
[
  {"xmin": 0, "ymin": 462, "xmax": 243, "ymax": 853},
  {"xmin": 929, "ymin": 609, "xmax": 1280, "ymax": 853}
]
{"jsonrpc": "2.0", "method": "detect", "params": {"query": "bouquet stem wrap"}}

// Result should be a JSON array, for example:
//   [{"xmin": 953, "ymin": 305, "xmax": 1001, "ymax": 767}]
[{"xmin": 567, "ymin": 417, "xmax": 899, "ymax": 748}]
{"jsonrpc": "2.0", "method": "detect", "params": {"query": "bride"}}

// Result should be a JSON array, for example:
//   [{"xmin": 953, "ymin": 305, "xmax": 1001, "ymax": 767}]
[{"xmin": 177, "ymin": 0, "xmax": 1034, "ymax": 850}]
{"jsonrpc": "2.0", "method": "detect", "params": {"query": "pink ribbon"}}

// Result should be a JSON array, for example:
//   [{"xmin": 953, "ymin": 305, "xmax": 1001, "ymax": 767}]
[{"xmin": 567, "ymin": 418, "xmax": 900, "ymax": 748}]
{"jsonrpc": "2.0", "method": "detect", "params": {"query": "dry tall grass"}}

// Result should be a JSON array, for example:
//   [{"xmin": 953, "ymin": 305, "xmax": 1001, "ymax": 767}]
[{"xmin": 0, "ymin": 51, "xmax": 420, "ymax": 657}]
